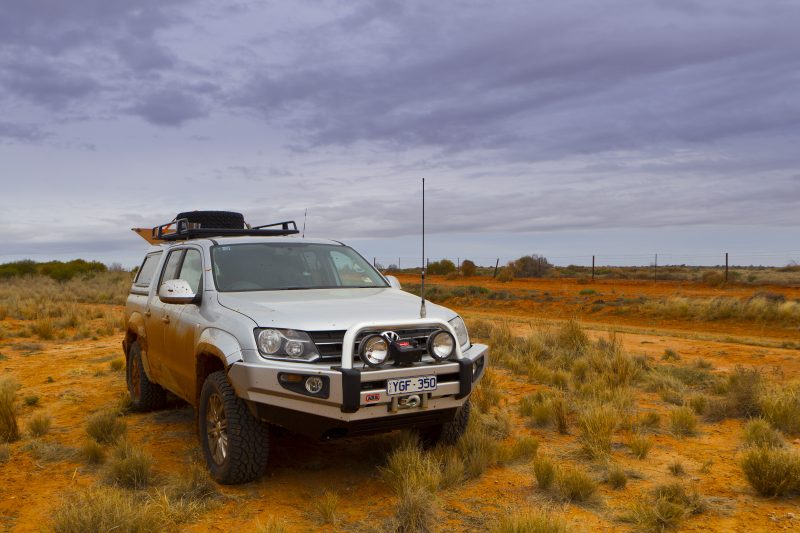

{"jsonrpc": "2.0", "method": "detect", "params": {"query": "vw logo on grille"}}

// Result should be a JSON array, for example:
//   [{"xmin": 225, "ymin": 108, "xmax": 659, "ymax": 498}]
[{"xmin": 381, "ymin": 331, "xmax": 400, "ymax": 342}]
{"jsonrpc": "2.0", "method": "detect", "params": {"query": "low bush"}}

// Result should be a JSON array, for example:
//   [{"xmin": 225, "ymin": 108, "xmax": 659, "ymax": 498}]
[
  {"xmin": 758, "ymin": 383, "xmax": 800, "ymax": 435},
  {"xmin": 80, "ymin": 440, "xmax": 106, "ymax": 465},
  {"xmin": 742, "ymin": 418, "xmax": 785, "ymax": 448},
  {"xmin": 555, "ymin": 466, "xmax": 598, "ymax": 502},
  {"xmin": 434, "ymin": 446, "xmax": 465, "ymax": 488},
  {"xmin": 533, "ymin": 455, "xmax": 556, "ymax": 490},
  {"xmin": 48, "ymin": 487, "xmax": 161, "ymax": 533},
  {"xmin": 382, "ymin": 438, "xmax": 441, "ymax": 494},
  {"xmin": 86, "ymin": 410, "xmax": 126, "ymax": 445},
  {"xmin": 628, "ymin": 483, "xmax": 705, "ymax": 531},
  {"xmin": 607, "ymin": 463, "xmax": 628, "ymax": 489},
  {"xmin": 740, "ymin": 447, "xmax": 800, "ymax": 497},
  {"xmin": 726, "ymin": 366, "xmax": 762, "ymax": 418},
  {"xmin": 500, "ymin": 436, "xmax": 539, "ymax": 466},
  {"xmin": 393, "ymin": 486, "xmax": 437, "ymax": 533},
  {"xmin": 24, "ymin": 440, "xmax": 76, "ymax": 462},
  {"xmin": 27, "ymin": 412, "xmax": 52, "ymax": 437},
  {"xmin": 23, "ymin": 394, "xmax": 40, "ymax": 407},
  {"xmin": 0, "ymin": 377, "xmax": 20, "ymax": 442},
  {"xmin": 313, "ymin": 490, "xmax": 338, "ymax": 526},
  {"xmin": 668, "ymin": 460, "xmax": 685, "ymax": 476},
  {"xmin": 105, "ymin": 440, "xmax": 153, "ymax": 489},
  {"xmin": 577, "ymin": 403, "xmax": 617, "ymax": 459},
  {"xmin": 254, "ymin": 516, "xmax": 288, "ymax": 533},
  {"xmin": 489, "ymin": 510, "xmax": 568, "ymax": 533},
  {"xmin": 669, "ymin": 407, "xmax": 698, "ymax": 437},
  {"xmin": 628, "ymin": 433, "xmax": 653, "ymax": 459}
]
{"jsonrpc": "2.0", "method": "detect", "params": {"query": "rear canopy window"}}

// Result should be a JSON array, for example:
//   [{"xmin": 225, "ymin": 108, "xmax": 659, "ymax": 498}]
[
  {"xmin": 211, "ymin": 243, "xmax": 387, "ymax": 292},
  {"xmin": 134, "ymin": 252, "xmax": 162, "ymax": 288}
]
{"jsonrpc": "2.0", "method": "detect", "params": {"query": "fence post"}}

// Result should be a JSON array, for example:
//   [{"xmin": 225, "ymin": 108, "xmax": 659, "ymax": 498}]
[
  {"xmin": 654, "ymin": 253, "xmax": 658, "ymax": 283},
  {"xmin": 725, "ymin": 252, "xmax": 729, "ymax": 282},
  {"xmin": 591, "ymin": 255, "xmax": 595, "ymax": 281},
  {"xmin": 373, "ymin": 257, "xmax": 376, "ymax": 268},
  {"xmin": 457, "ymin": 257, "xmax": 460, "ymax": 275},
  {"xmin": 493, "ymin": 258, "xmax": 500, "ymax": 278}
]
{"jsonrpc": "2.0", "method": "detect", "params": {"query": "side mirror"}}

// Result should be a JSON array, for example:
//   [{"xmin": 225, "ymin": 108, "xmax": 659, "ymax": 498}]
[
  {"xmin": 159, "ymin": 279, "xmax": 197, "ymax": 304},
  {"xmin": 385, "ymin": 275, "xmax": 402, "ymax": 289}
]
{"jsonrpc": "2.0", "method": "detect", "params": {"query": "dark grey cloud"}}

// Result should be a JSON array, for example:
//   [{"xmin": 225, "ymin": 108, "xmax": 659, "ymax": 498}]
[
  {"xmin": 234, "ymin": 0, "xmax": 800, "ymax": 160},
  {"xmin": 1, "ymin": 59, "xmax": 99, "ymax": 109},
  {"xmin": 0, "ymin": 121, "xmax": 47, "ymax": 143},
  {"xmin": 129, "ymin": 88, "xmax": 208, "ymax": 126}
]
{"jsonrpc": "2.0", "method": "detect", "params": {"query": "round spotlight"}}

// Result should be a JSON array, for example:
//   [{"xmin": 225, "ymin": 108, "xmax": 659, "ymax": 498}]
[
  {"xmin": 305, "ymin": 376, "xmax": 324, "ymax": 394},
  {"xmin": 360, "ymin": 334, "xmax": 389, "ymax": 367},
  {"xmin": 427, "ymin": 330, "xmax": 455, "ymax": 362},
  {"xmin": 257, "ymin": 328, "xmax": 282, "ymax": 354}
]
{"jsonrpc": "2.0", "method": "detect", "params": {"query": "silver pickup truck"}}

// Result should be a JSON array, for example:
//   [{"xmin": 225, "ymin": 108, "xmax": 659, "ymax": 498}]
[{"xmin": 124, "ymin": 211, "xmax": 488, "ymax": 484}]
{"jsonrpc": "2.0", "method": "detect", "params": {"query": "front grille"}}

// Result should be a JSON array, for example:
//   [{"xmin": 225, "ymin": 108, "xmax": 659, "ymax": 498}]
[{"xmin": 308, "ymin": 327, "xmax": 440, "ymax": 362}]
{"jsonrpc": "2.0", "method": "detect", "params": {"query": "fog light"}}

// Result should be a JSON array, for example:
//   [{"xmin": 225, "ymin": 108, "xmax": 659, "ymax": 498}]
[
  {"xmin": 305, "ymin": 376, "xmax": 324, "ymax": 394},
  {"xmin": 360, "ymin": 334, "xmax": 390, "ymax": 367},
  {"xmin": 427, "ymin": 330, "xmax": 456, "ymax": 362}
]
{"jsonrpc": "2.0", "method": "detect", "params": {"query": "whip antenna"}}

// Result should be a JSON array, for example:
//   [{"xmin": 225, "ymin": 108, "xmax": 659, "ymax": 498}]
[
  {"xmin": 420, "ymin": 178, "xmax": 426, "ymax": 318},
  {"xmin": 302, "ymin": 208, "xmax": 307, "ymax": 238}
]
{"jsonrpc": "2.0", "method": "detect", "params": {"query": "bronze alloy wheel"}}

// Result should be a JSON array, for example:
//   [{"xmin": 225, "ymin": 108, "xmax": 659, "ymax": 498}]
[
  {"xmin": 206, "ymin": 392, "xmax": 229, "ymax": 465},
  {"xmin": 129, "ymin": 355, "xmax": 141, "ymax": 398}
]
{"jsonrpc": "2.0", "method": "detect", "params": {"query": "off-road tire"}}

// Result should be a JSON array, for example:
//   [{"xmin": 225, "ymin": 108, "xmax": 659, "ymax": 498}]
[
  {"xmin": 174, "ymin": 210, "xmax": 244, "ymax": 229},
  {"xmin": 126, "ymin": 341, "xmax": 167, "ymax": 411},
  {"xmin": 199, "ymin": 371, "xmax": 269, "ymax": 484},
  {"xmin": 420, "ymin": 400, "xmax": 471, "ymax": 447}
]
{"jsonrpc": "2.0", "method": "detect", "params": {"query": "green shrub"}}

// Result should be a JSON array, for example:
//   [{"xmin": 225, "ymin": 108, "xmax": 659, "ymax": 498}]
[
  {"xmin": 662, "ymin": 349, "xmax": 680, "ymax": 361},
  {"xmin": 0, "ymin": 377, "xmax": 20, "ymax": 442},
  {"xmin": 27, "ymin": 412, "xmax": 52, "ymax": 437},
  {"xmin": 628, "ymin": 433, "xmax": 653, "ymax": 459},
  {"xmin": 669, "ymin": 407, "xmax": 698, "ymax": 437},
  {"xmin": 740, "ymin": 447, "xmax": 800, "ymax": 497},
  {"xmin": 577, "ymin": 403, "xmax": 617, "ymax": 459},
  {"xmin": 743, "ymin": 418, "xmax": 784, "ymax": 448},
  {"xmin": 607, "ymin": 463, "xmax": 628, "ymax": 489},
  {"xmin": 533, "ymin": 455, "xmax": 556, "ymax": 490},
  {"xmin": 726, "ymin": 366, "xmax": 762, "ymax": 417},
  {"xmin": 668, "ymin": 460, "xmax": 685, "ymax": 476},
  {"xmin": 80, "ymin": 440, "xmax": 106, "ymax": 465},
  {"xmin": 759, "ymin": 383, "xmax": 800, "ymax": 435},
  {"xmin": 628, "ymin": 483, "xmax": 705, "ymax": 532},
  {"xmin": 23, "ymin": 395, "xmax": 40, "ymax": 407},
  {"xmin": 313, "ymin": 490, "xmax": 338, "ymax": 526},
  {"xmin": 555, "ymin": 466, "xmax": 598, "ymax": 502},
  {"xmin": 86, "ymin": 410, "xmax": 126, "ymax": 444},
  {"xmin": 489, "ymin": 510, "xmax": 568, "ymax": 533},
  {"xmin": 48, "ymin": 487, "xmax": 162, "ymax": 533},
  {"xmin": 105, "ymin": 440, "xmax": 153, "ymax": 489}
]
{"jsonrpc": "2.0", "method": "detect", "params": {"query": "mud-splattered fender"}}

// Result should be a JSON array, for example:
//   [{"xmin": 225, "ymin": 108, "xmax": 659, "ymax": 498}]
[
  {"xmin": 195, "ymin": 328, "xmax": 244, "ymax": 367},
  {"xmin": 124, "ymin": 311, "xmax": 155, "ymax": 376}
]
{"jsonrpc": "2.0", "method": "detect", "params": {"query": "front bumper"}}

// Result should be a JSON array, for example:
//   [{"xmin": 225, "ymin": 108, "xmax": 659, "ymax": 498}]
[{"xmin": 227, "ymin": 342, "xmax": 488, "ymax": 435}]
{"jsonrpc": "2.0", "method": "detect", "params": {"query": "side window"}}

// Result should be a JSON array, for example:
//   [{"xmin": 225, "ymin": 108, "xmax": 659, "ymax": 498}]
[
  {"xmin": 134, "ymin": 252, "xmax": 163, "ymax": 288},
  {"xmin": 160, "ymin": 250, "xmax": 184, "ymax": 286},
  {"xmin": 179, "ymin": 249, "xmax": 203, "ymax": 294}
]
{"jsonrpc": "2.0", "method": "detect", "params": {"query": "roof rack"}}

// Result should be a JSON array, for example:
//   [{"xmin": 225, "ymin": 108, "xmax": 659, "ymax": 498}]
[{"xmin": 132, "ymin": 213, "xmax": 299, "ymax": 244}]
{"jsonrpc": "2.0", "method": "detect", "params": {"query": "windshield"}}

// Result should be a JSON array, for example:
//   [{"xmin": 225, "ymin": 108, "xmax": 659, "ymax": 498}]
[{"xmin": 211, "ymin": 242, "xmax": 388, "ymax": 291}]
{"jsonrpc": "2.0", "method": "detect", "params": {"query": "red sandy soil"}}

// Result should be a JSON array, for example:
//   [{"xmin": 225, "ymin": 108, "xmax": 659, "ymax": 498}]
[{"xmin": 2, "ymin": 277, "xmax": 799, "ymax": 531}]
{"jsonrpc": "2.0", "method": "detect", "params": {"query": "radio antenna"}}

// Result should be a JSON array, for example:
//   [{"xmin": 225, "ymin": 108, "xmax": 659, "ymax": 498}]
[
  {"xmin": 302, "ymin": 208, "xmax": 307, "ymax": 238},
  {"xmin": 420, "ymin": 178, "xmax": 427, "ymax": 318}
]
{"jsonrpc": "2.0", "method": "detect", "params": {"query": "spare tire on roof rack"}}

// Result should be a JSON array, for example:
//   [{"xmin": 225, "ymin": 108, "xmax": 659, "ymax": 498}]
[{"xmin": 174, "ymin": 211, "xmax": 245, "ymax": 229}]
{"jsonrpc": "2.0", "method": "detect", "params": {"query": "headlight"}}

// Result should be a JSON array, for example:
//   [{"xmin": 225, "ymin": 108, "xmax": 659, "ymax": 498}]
[
  {"xmin": 449, "ymin": 316, "xmax": 469, "ymax": 347},
  {"xmin": 360, "ymin": 334, "xmax": 390, "ymax": 367},
  {"xmin": 254, "ymin": 328, "xmax": 319, "ymax": 362},
  {"xmin": 427, "ymin": 329, "xmax": 456, "ymax": 362}
]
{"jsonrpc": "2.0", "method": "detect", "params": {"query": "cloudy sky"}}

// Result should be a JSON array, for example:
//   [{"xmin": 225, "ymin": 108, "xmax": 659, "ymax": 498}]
[{"xmin": 1, "ymin": 0, "xmax": 798, "ymax": 268}]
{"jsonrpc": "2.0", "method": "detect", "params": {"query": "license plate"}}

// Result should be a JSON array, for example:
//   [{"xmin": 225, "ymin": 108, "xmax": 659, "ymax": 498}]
[{"xmin": 386, "ymin": 375, "xmax": 437, "ymax": 396}]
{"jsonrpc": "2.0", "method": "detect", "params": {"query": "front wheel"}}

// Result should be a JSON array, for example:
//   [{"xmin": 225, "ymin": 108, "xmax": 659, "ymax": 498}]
[
  {"xmin": 199, "ymin": 371, "xmax": 269, "ymax": 484},
  {"xmin": 420, "ymin": 400, "xmax": 471, "ymax": 447}
]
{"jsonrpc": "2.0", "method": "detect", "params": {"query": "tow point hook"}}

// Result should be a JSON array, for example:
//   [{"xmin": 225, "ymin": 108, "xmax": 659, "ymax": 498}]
[{"xmin": 390, "ymin": 393, "xmax": 429, "ymax": 412}]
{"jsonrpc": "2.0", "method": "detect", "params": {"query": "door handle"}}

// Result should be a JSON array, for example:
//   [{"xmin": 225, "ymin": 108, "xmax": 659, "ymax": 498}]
[
  {"xmin": 161, "ymin": 315, "xmax": 170, "ymax": 324},
  {"xmin": 144, "ymin": 309, "xmax": 151, "ymax": 317}
]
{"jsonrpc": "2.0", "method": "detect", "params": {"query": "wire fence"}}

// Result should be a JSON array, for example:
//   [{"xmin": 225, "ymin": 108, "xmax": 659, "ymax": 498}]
[{"xmin": 369, "ymin": 251, "xmax": 800, "ymax": 284}]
